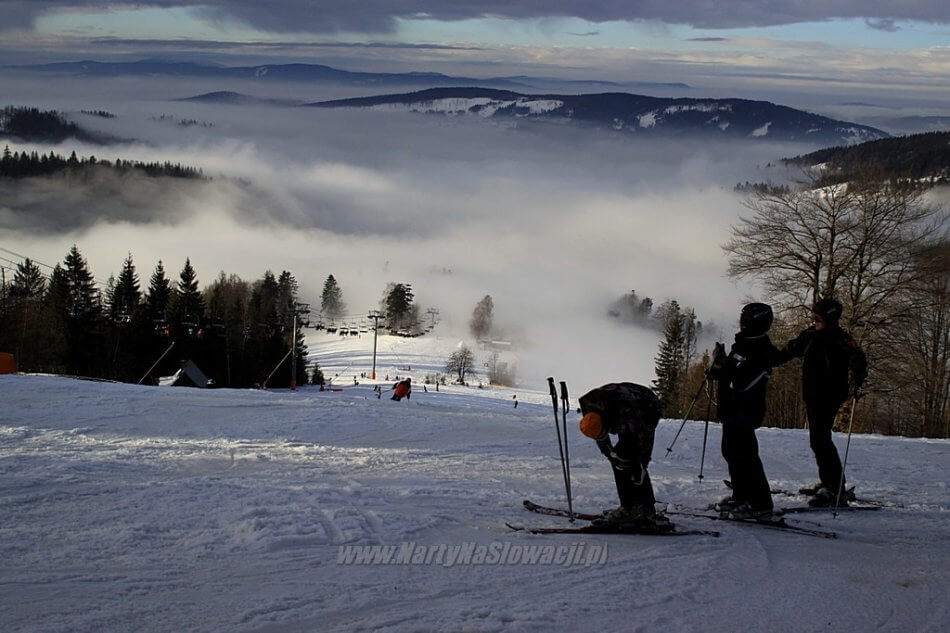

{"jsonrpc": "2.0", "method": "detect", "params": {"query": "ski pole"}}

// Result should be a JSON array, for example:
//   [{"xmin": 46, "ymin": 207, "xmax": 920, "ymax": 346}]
[
  {"xmin": 547, "ymin": 377, "xmax": 571, "ymax": 518},
  {"xmin": 665, "ymin": 375, "xmax": 709, "ymax": 456},
  {"xmin": 560, "ymin": 381, "xmax": 574, "ymax": 521},
  {"xmin": 697, "ymin": 378, "xmax": 713, "ymax": 481},
  {"xmin": 833, "ymin": 397, "xmax": 858, "ymax": 517}
]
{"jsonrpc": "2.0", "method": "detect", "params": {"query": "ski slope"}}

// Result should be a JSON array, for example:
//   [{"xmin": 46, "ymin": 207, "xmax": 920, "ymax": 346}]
[{"xmin": 1, "ymin": 331, "xmax": 948, "ymax": 632}]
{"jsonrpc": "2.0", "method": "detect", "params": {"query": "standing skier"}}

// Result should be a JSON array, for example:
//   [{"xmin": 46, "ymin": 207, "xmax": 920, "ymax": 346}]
[
  {"xmin": 578, "ymin": 382, "xmax": 672, "ymax": 531},
  {"xmin": 391, "ymin": 377, "xmax": 412, "ymax": 401},
  {"xmin": 783, "ymin": 298, "xmax": 867, "ymax": 506},
  {"xmin": 711, "ymin": 303, "xmax": 786, "ymax": 519}
]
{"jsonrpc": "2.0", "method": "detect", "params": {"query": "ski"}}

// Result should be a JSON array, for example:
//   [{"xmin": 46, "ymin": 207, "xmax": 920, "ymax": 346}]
[
  {"xmin": 724, "ymin": 479, "xmax": 894, "ymax": 508},
  {"xmin": 523, "ymin": 499, "xmax": 600, "ymax": 521},
  {"xmin": 778, "ymin": 504, "xmax": 881, "ymax": 515},
  {"xmin": 667, "ymin": 510, "xmax": 837, "ymax": 539},
  {"xmin": 520, "ymin": 500, "xmax": 720, "ymax": 536},
  {"xmin": 506, "ymin": 522, "xmax": 720, "ymax": 537}
]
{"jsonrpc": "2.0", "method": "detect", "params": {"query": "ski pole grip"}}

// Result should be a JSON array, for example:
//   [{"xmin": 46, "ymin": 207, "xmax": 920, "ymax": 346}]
[
  {"xmin": 559, "ymin": 381, "xmax": 569, "ymax": 402},
  {"xmin": 547, "ymin": 377, "xmax": 557, "ymax": 398}
]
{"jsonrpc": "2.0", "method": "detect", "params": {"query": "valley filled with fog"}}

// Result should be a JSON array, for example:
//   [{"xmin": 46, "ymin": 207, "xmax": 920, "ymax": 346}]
[{"xmin": 2, "ymin": 72, "xmax": 828, "ymax": 386}]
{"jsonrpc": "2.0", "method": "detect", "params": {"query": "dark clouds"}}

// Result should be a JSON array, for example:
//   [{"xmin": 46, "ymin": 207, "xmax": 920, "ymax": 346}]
[{"xmin": 1, "ymin": 1, "xmax": 948, "ymax": 34}]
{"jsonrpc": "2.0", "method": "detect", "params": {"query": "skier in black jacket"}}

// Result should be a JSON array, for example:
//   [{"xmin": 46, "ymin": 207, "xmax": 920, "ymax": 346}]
[
  {"xmin": 783, "ymin": 298, "xmax": 867, "ymax": 506},
  {"xmin": 710, "ymin": 303, "xmax": 786, "ymax": 519},
  {"xmin": 578, "ymin": 382, "xmax": 672, "ymax": 531}
]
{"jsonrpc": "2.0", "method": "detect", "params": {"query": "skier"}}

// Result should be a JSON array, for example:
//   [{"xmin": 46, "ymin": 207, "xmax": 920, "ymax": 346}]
[
  {"xmin": 783, "ymin": 298, "xmax": 867, "ymax": 506},
  {"xmin": 577, "ymin": 382, "xmax": 672, "ymax": 531},
  {"xmin": 391, "ymin": 377, "xmax": 412, "ymax": 401},
  {"xmin": 710, "ymin": 303, "xmax": 786, "ymax": 519}
]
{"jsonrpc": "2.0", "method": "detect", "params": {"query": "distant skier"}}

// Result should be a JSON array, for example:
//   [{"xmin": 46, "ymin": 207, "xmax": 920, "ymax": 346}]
[
  {"xmin": 783, "ymin": 298, "xmax": 867, "ymax": 506},
  {"xmin": 710, "ymin": 303, "xmax": 786, "ymax": 519},
  {"xmin": 578, "ymin": 382, "xmax": 672, "ymax": 531},
  {"xmin": 391, "ymin": 377, "xmax": 412, "ymax": 401}
]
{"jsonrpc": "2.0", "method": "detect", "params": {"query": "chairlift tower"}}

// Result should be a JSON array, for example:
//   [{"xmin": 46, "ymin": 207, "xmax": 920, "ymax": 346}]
[{"xmin": 368, "ymin": 310, "xmax": 386, "ymax": 380}]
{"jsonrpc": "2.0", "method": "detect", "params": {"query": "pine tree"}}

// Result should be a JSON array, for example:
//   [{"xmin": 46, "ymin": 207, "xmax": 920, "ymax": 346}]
[
  {"xmin": 9, "ymin": 258, "xmax": 45, "ymax": 298},
  {"xmin": 276, "ymin": 270, "xmax": 307, "ymax": 387},
  {"xmin": 383, "ymin": 283, "xmax": 414, "ymax": 330},
  {"xmin": 63, "ymin": 245, "xmax": 100, "ymax": 320},
  {"xmin": 145, "ymin": 260, "xmax": 171, "ymax": 325},
  {"xmin": 172, "ymin": 258, "xmax": 205, "ymax": 330},
  {"xmin": 0, "ymin": 259, "xmax": 48, "ymax": 371},
  {"xmin": 276, "ymin": 271, "xmax": 297, "ymax": 326},
  {"xmin": 112, "ymin": 253, "xmax": 141, "ymax": 323},
  {"xmin": 60, "ymin": 245, "xmax": 103, "ymax": 375},
  {"xmin": 320, "ymin": 274, "xmax": 345, "ymax": 321},
  {"xmin": 653, "ymin": 300, "xmax": 686, "ymax": 417}
]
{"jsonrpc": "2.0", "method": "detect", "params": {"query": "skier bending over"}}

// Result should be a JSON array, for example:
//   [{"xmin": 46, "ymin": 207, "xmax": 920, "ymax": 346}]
[
  {"xmin": 710, "ymin": 302, "xmax": 786, "ymax": 520},
  {"xmin": 783, "ymin": 298, "xmax": 867, "ymax": 507},
  {"xmin": 391, "ymin": 377, "xmax": 412, "ymax": 401},
  {"xmin": 578, "ymin": 382, "xmax": 672, "ymax": 531}
]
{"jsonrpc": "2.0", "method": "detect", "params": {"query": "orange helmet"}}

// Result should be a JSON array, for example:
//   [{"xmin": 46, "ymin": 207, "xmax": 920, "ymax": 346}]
[{"xmin": 579, "ymin": 412, "xmax": 604, "ymax": 439}]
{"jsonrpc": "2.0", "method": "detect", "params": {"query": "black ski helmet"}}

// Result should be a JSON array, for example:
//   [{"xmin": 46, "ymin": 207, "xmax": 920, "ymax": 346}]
[
  {"xmin": 740, "ymin": 302, "xmax": 773, "ymax": 335},
  {"xmin": 812, "ymin": 298, "xmax": 843, "ymax": 324}
]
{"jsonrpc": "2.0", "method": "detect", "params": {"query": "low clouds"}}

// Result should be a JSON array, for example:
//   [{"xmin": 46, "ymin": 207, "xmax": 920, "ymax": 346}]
[
  {"xmin": 866, "ymin": 18, "xmax": 901, "ymax": 32},
  {"xmin": 1, "ymin": 1, "xmax": 948, "ymax": 34},
  {"xmin": 1, "ymin": 73, "xmax": 791, "ymax": 383}
]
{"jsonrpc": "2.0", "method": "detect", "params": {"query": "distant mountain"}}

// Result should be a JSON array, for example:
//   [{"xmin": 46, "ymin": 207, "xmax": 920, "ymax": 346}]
[
  {"xmin": 176, "ymin": 91, "xmax": 302, "ymax": 106},
  {"xmin": 310, "ymin": 87, "xmax": 888, "ymax": 145},
  {"xmin": 875, "ymin": 116, "xmax": 950, "ymax": 135},
  {"xmin": 7, "ymin": 59, "xmax": 529, "ymax": 89},
  {"xmin": 495, "ymin": 75, "xmax": 692, "ymax": 92},
  {"xmin": 784, "ymin": 131, "xmax": 950, "ymax": 186}
]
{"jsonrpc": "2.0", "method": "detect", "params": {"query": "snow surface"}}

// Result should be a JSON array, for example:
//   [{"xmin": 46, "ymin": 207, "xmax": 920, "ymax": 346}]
[
  {"xmin": 2, "ymin": 331, "xmax": 949, "ymax": 633},
  {"xmin": 369, "ymin": 98, "xmax": 564, "ymax": 118}
]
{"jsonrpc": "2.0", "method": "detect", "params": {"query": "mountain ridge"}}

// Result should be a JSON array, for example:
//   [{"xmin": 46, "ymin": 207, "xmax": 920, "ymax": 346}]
[{"xmin": 309, "ymin": 87, "xmax": 889, "ymax": 145}]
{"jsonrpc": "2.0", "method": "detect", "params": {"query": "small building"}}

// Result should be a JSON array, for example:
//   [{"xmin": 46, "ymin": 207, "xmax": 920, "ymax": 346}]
[{"xmin": 159, "ymin": 360, "xmax": 212, "ymax": 388}]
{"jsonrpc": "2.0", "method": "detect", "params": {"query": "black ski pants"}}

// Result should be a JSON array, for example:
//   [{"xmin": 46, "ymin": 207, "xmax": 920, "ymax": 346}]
[
  {"xmin": 721, "ymin": 419, "xmax": 773, "ymax": 510},
  {"xmin": 806, "ymin": 399, "xmax": 846, "ymax": 490},
  {"xmin": 610, "ymin": 434, "xmax": 656, "ymax": 509}
]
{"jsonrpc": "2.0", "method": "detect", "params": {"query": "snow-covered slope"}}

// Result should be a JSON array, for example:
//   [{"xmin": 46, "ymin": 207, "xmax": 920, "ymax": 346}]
[{"xmin": 2, "ymin": 336, "xmax": 948, "ymax": 632}]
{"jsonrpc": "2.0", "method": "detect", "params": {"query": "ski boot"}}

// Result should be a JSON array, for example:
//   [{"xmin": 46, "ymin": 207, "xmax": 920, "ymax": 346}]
[
  {"xmin": 727, "ymin": 503, "xmax": 776, "ymax": 521},
  {"xmin": 712, "ymin": 495, "xmax": 742, "ymax": 513},
  {"xmin": 808, "ymin": 486, "xmax": 854, "ymax": 507}
]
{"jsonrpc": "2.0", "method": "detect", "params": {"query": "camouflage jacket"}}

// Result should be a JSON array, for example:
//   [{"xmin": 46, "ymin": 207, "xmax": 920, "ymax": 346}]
[{"xmin": 578, "ymin": 383, "xmax": 660, "ymax": 465}]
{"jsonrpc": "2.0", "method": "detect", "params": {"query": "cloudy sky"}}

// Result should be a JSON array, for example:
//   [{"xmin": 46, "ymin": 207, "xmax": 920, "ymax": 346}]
[
  {"xmin": 2, "ymin": 1, "xmax": 949, "ymax": 385},
  {"xmin": 1, "ymin": 1, "xmax": 949, "ymax": 106}
]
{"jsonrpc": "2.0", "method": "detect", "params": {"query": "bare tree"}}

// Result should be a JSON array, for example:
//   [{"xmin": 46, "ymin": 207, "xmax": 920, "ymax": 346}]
[
  {"xmin": 446, "ymin": 345, "xmax": 476, "ymax": 384},
  {"xmin": 877, "ymin": 242, "xmax": 950, "ymax": 437},
  {"xmin": 486, "ymin": 351, "xmax": 516, "ymax": 386}
]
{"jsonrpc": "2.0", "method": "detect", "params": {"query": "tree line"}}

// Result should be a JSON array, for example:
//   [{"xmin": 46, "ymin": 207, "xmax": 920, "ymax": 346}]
[
  {"xmin": 1, "ymin": 146, "xmax": 204, "ymax": 180},
  {"xmin": 0, "ymin": 246, "xmax": 316, "ymax": 388},
  {"xmin": 1, "ymin": 106, "xmax": 101, "ymax": 143},
  {"xmin": 784, "ymin": 131, "xmax": 950, "ymax": 188}
]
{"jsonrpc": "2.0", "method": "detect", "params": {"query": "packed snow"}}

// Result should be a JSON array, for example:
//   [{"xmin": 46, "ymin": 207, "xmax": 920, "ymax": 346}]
[{"xmin": 1, "ymin": 331, "xmax": 948, "ymax": 633}]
